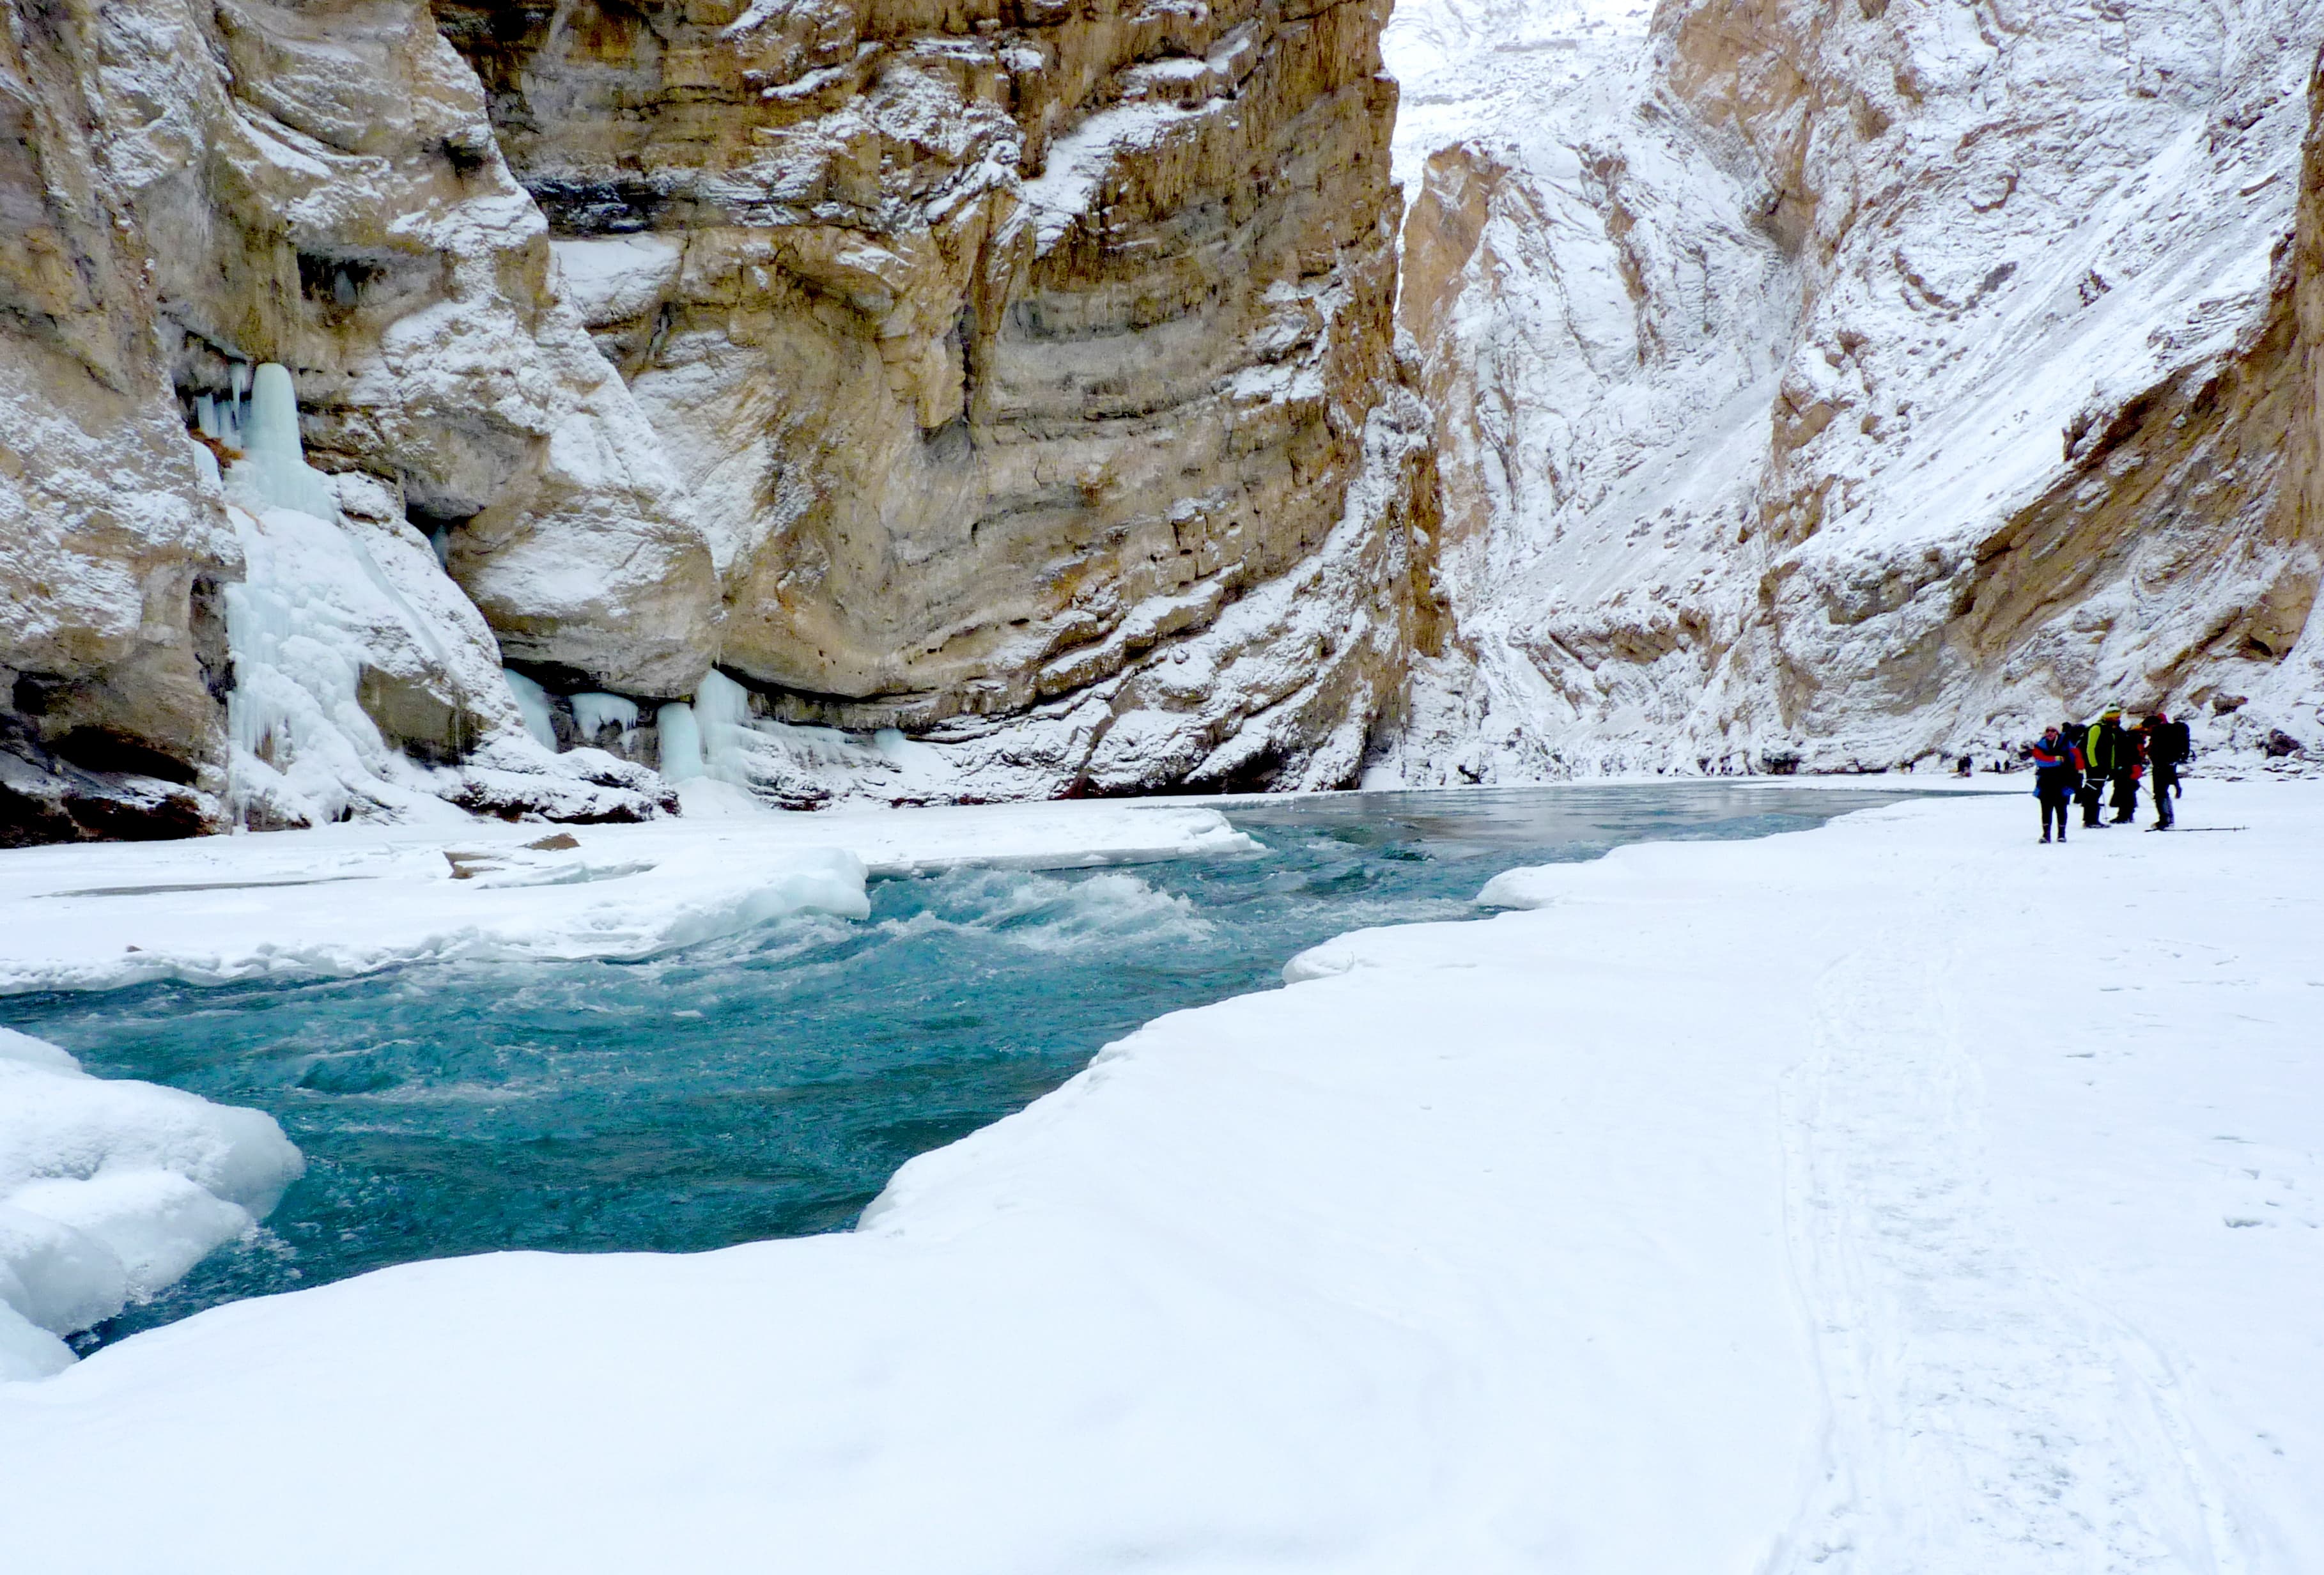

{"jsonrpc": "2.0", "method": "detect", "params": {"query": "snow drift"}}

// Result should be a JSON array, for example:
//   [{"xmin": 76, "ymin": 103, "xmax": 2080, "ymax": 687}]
[{"xmin": 0, "ymin": 1028, "xmax": 302, "ymax": 1380}]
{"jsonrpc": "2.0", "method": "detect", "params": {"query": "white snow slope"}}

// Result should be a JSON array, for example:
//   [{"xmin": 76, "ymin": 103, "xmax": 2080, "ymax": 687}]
[
  {"xmin": 1, "ymin": 782, "xmax": 2316, "ymax": 1572},
  {"xmin": 1379, "ymin": 0, "xmax": 2324, "ymax": 780}
]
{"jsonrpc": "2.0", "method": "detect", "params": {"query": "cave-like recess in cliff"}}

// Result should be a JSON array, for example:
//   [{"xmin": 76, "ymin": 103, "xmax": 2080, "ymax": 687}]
[{"xmin": 4, "ymin": 784, "xmax": 1936, "ymax": 1350}]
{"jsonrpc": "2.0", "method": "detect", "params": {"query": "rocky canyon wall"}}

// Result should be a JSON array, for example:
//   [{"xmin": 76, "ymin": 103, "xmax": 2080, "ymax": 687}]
[
  {"xmin": 431, "ymin": 0, "xmax": 1437, "ymax": 800},
  {"xmin": 1, "ymin": 0, "xmax": 720, "ymax": 841},
  {"xmin": 1381, "ymin": 0, "xmax": 2324, "ymax": 782},
  {"xmin": 2, "ymin": 0, "xmax": 1434, "ymax": 842}
]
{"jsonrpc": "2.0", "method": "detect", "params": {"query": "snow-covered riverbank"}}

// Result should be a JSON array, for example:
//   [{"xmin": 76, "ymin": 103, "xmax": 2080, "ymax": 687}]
[
  {"xmin": 0, "ymin": 795, "xmax": 1253, "ymax": 995},
  {"xmin": 3, "ymin": 782, "xmax": 2318, "ymax": 1571}
]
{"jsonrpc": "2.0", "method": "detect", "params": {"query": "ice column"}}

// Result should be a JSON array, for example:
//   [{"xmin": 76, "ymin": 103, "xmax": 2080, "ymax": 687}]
[
  {"xmin": 228, "ymin": 364, "xmax": 341, "ymax": 520},
  {"xmin": 657, "ymin": 702, "xmax": 704, "ymax": 780},
  {"xmin": 503, "ymin": 670, "xmax": 560, "ymax": 750},
  {"xmin": 693, "ymin": 669, "xmax": 757, "ymax": 783}
]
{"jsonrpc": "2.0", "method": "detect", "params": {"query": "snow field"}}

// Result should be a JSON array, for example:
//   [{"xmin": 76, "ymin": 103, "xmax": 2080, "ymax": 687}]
[
  {"xmin": 0, "ymin": 1030, "xmax": 302, "ymax": 1380},
  {"xmin": 0, "ymin": 782, "xmax": 2314, "ymax": 1570}
]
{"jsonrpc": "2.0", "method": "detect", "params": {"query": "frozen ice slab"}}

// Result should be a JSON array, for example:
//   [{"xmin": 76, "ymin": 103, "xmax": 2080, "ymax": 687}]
[
  {"xmin": 0, "ymin": 800, "xmax": 1256, "ymax": 993},
  {"xmin": 0, "ymin": 1030, "xmax": 300, "ymax": 1379}
]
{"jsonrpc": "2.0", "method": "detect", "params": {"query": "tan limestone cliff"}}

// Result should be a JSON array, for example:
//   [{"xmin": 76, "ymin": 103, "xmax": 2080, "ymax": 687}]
[
  {"xmin": 3, "ymin": 0, "xmax": 723, "ymax": 842},
  {"xmin": 437, "ymin": 0, "xmax": 1437, "ymax": 796}
]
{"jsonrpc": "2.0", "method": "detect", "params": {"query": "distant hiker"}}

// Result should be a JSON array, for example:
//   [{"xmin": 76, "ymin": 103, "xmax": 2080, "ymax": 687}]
[
  {"xmin": 2029, "ymin": 726, "xmax": 2079, "ymax": 843},
  {"xmin": 2142, "ymin": 711, "xmax": 2192, "ymax": 830},
  {"xmin": 2107, "ymin": 709, "xmax": 2146, "ymax": 823},
  {"xmin": 2080, "ymin": 706, "xmax": 2142, "ymax": 825},
  {"xmin": 2079, "ymin": 708, "xmax": 2129, "ymax": 827}
]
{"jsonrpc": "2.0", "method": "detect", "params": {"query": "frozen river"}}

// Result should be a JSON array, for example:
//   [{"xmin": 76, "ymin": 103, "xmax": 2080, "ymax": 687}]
[{"xmin": 2, "ymin": 783, "xmax": 1926, "ymax": 1348}]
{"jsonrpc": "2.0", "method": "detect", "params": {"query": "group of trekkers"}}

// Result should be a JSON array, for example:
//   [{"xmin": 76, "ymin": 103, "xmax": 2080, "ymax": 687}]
[{"xmin": 2028, "ymin": 706, "xmax": 2192, "ymax": 843}]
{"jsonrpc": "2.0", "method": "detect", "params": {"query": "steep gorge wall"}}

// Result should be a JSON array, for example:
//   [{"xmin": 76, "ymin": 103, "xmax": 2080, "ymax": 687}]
[
  {"xmin": 1, "ymin": 0, "xmax": 720, "ymax": 841},
  {"xmin": 1, "ymin": 0, "xmax": 1436, "ymax": 841},
  {"xmin": 432, "ymin": 0, "xmax": 1437, "ymax": 798},
  {"xmin": 1382, "ymin": 0, "xmax": 2324, "ymax": 781}
]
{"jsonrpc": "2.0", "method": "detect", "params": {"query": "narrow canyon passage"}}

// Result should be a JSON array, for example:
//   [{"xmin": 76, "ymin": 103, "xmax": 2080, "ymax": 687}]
[{"xmin": 6, "ymin": 786, "xmax": 2316, "ymax": 1572}]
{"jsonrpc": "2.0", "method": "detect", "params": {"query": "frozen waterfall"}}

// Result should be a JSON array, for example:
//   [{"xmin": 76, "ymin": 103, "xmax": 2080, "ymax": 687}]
[{"xmin": 225, "ymin": 364, "xmax": 341, "ymax": 520}]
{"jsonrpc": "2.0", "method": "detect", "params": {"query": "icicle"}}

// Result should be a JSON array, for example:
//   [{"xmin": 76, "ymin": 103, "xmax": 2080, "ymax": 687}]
[
  {"xmin": 570, "ymin": 694, "xmax": 639, "ymax": 739},
  {"xmin": 226, "ymin": 364, "xmax": 341, "ymax": 520},
  {"xmin": 656, "ymin": 702, "xmax": 704, "ymax": 780},
  {"xmin": 194, "ymin": 393, "xmax": 220, "ymax": 440},
  {"xmin": 503, "ymin": 670, "xmax": 560, "ymax": 750}
]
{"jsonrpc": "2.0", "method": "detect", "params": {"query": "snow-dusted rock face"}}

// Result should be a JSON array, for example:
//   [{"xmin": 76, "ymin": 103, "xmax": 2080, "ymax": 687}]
[
  {"xmin": 1379, "ymin": 0, "xmax": 2324, "ymax": 780},
  {"xmin": 434, "ymin": 0, "xmax": 1441, "ymax": 796},
  {"xmin": 0, "ymin": 5, "xmax": 244, "ymax": 842},
  {"xmin": 3, "ymin": 0, "xmax": 720, "ymax": 844},
  {"xmin": 136, "ymin": 0, "xmax": 721, "ymax": 699},
  {"xmin": 6, "ymin": 0, "xmax": 1440, "ymax": 831}
]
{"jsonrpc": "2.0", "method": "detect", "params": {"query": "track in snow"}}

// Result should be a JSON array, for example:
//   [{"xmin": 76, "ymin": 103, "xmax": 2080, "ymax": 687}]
[{"xmin": 1770, "ymin": 860, "xmax": 2256, "ymax": 1574}]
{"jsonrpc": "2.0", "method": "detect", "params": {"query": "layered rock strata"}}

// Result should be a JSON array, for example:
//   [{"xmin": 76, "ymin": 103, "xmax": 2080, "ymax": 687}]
[
  {"xmin": 1379, "ymin": 0, "xmax": 2324, "ymax": 781},
  {"xmin": 5, "ymin": 0, "xmax": 1436, "ymax": 840},
  {"xmin": 437, "ymin": 0, "xmax": 1439, "ymax": 797}
]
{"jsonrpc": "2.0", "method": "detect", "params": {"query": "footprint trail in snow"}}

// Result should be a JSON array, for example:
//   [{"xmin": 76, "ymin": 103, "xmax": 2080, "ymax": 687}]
[{"xmin": 1775, "ymin": 860, "xmax": 2259, "ymax": 1573}]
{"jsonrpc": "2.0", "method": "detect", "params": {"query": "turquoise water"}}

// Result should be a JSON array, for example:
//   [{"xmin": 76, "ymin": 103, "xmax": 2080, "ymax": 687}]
[{"xmin": 2, "ymin": 783, "xmax": 1932, "ymax": 1348}]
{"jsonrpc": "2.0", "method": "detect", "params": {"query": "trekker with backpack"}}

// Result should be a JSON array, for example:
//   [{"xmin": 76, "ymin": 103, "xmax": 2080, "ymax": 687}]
[
  {"xmin": 2030, "ymin": 725, "xmax": 2080, "ymax": 844},
  {"xmin": 2142, "ymin": 711, "xmax": 2192, "ymax": 830},
  {"xmin": 2081, "ymin": 707, "xmax": 2132, "ymax": 826},
  {"xmin": 2110, "ymin": 725, "xmax": 2145, "ymax": 823}
]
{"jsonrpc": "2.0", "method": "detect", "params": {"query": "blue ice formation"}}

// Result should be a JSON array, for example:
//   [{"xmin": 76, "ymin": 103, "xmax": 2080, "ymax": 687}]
[{"xmin": 228, "ymin": 364, "xmax": 341, "ymax": 520}]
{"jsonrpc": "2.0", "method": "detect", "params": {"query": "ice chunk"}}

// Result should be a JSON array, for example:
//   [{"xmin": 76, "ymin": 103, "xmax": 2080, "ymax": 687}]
[
  {"xmin": 0, "ymin": 1298, "xmax": 73, "ymax": 1382},
  {"xmin": 9, "ymin": 1174, "xmax": 256, "ymax": 1301},
  {"xmin": 0, "ymin": 1034, "xmax": 303, "ymax": 1377},
  {"xmin": 0, "ymin": 1202, "xmax": 129, "ymax": 1336},
  {"xmin": 0, "ymin": 1056, "xmax": 302, "ymax": 1217},
  {"xmin": 505, "ymin": 669, "xmax": 560, "ymax": 750},
  {"xmin": 0, "ymin": 1027, "xmax": 83, "ymax": 1075}
]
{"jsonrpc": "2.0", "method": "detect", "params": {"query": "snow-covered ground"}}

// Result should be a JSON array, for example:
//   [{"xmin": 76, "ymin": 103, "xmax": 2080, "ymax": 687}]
[
  {"xmin": 2, "ymin": 781, "xmax": 2315, "ymax": 1572},
  {"xmin": 0, "ymin": 795, "xmax": 1253, "ymax": 995}
]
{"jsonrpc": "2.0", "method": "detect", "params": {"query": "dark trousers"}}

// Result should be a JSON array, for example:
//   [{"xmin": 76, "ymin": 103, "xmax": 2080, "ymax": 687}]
[
  {"xmin": 2077, "ymin": 780, "xmax": 2103, "ymax": 826},
  {"xmin": 2109, "ymin": 771, "xmax": 2139, "ymax": 821},
  {"xmin": 2153, "ymin": 763, "xmax": 2178, "ymax": 826},
  {"xmin": 2040, "ymin": 795, "xmax": 2070, "ymax": 839}
]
